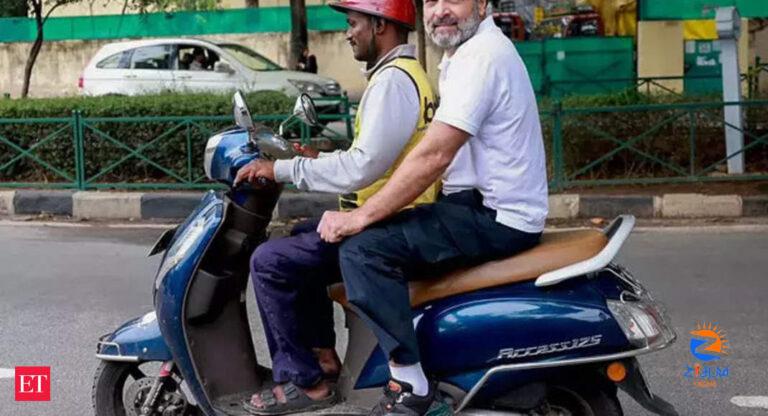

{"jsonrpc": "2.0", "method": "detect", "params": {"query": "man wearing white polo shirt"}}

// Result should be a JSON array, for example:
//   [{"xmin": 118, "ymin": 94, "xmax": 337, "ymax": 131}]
[{"xmin": 317, "ymin": 0, "xmax": 548, "ymax": 414}]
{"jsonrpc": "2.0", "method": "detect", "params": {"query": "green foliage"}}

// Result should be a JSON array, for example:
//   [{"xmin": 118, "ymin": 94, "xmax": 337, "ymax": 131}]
[
  {"xmin": 540, "ymin": 88, "xmax": 723, "ymax": 110},
  {"xmin": 0, "ymin": 0, "xmax": 28, "ymax": 17},
  {"xmin": 539, "ymin": 91, "xmax": 768, "ymax": 183},
  {"xmin": 0, "ymin": 92, "xmax": 294, "ymax": 185},
  {"xmin": 127, "ymin": 0, "xmax": 220, "ymax": 13},
  {"xmin": 0, "ymin": 91, "xmax": 292, "ymax": 118}
]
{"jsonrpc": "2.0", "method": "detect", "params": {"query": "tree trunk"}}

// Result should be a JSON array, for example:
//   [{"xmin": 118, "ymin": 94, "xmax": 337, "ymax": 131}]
[
  {"xmin": 21, "ymin": 2, "xmax": 44, "ymax": 98},
  {"xmin": 415, "ymin": 0, "xmax": 426, "ymax": 68},
  {"xmin": 289, "ymin": 0, "xmax": 308, "ymax": 70},
  {"xmin": 244, "ymin": 0, "xmax": 258, "ymax": 7}
]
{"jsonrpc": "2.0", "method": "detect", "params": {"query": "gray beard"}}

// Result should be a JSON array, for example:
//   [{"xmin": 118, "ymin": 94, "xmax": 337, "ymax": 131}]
[{"xmin": 426, "ymin": 6, "xmax": 482, "ymax": 50}]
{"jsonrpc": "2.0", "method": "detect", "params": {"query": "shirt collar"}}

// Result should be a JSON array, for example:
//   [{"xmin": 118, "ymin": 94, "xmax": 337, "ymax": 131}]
[
  {"xmin": 438, "ymin": 15, "xmax": 497, "ymax": 72},
  {"xmin": 362, "ymin": 44, "xmax": 416, "ymax": 80}
]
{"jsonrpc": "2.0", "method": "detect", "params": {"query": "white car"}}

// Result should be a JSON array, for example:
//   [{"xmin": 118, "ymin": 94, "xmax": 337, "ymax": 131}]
[{"xmin": 79, "ymin": 38, "xmax": 343, "ymax": 101}]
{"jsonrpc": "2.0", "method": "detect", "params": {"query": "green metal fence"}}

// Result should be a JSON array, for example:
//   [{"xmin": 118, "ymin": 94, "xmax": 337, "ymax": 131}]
[
  {"xmin": 0, "ymin": 96, "xmax": 355, "ymax": 190},
  {"xmin": 1, "ymin": 100, "xmax": 766, "ymax": 191},
  {"xmin": 545, "ymin": 99, "xmax": 768, "ymax": 191}
]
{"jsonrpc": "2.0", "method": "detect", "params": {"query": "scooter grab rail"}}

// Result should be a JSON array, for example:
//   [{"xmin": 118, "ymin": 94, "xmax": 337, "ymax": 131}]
[{"xmin": 535, "ymin": 215, "xmax": 636, "ymax": 287}]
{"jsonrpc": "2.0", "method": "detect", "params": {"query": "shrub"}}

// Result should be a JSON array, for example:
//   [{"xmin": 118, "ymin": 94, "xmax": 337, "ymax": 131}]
[
  {"xmin": 539, "ymin": 90, "xmax": 768, "ymax": 184},
  {"xmin": 0, "ymin": 92, "xmax": 294, "ymax": 185}
]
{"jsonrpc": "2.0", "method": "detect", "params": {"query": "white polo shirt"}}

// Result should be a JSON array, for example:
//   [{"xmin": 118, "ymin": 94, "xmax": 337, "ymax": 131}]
[{"xmin": 434, "ymin": 16, "xmax": 548, "ymax": 233}]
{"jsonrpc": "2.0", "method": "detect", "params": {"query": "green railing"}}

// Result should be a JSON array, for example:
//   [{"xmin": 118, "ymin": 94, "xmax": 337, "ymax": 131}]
[
  {"xmin": 545, "ymin": 99, "xmax": 768, "ymax": 191},
  {"xmin": 1, "ymin": 99, "xmax": 766, "ymax": 191},
  {"xmin": 0, "ymin": 96, "xmax": 355, "ymax": 190}
]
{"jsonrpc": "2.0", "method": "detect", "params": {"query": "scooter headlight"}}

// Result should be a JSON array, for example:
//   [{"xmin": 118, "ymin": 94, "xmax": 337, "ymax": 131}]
[{"xmin": 607, "ymin": 299, "xmax": 675, "ymax": 348}]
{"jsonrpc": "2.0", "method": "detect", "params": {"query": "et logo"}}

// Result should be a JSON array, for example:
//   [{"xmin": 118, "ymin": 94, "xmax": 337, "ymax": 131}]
[{"xmin": 14, "ymin": 366, "xmax": 51, "ymax": 401}]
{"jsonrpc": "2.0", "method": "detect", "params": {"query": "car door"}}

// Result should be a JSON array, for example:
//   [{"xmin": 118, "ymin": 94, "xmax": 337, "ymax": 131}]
[
  {"xmin": 82, "ymin": 49, "xmax": 135, "ymax": 96},
  {"xmin": 172, "ymin": 44, "xmax": 244, "ymax": 93},
  {"xmin": 126, "ymin": 44, "xmax": 175, "ymax": 95}
]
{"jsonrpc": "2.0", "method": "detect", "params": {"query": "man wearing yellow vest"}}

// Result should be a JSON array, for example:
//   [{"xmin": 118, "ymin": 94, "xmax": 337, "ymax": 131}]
[{"xmin": 234, "ymin": 0, "xmax": 437, "ymax": 413}]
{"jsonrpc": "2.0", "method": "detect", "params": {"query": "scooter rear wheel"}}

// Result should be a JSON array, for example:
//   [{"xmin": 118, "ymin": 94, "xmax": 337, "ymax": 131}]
[{"xmin": 546, "ymin": 384, "xmax": 623, "ymax": 416}]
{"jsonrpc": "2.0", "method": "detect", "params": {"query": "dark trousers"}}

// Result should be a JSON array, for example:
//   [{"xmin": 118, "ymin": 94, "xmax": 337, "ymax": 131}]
[
  {"xmin": 250, "ymin": 219, "xmax": 340, "ymax": 388},
  {"xmin": 338, "ymin": 190, "xmax": 541, "ymax": 365}
]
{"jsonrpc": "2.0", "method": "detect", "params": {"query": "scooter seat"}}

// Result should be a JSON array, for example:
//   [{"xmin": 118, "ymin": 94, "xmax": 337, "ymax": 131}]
[{"xmin": 328, "ymin": 228, "xmax": 608, "ymax": 308}]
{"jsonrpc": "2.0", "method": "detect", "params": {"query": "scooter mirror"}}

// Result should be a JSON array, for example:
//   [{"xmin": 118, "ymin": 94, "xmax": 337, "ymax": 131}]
[
  {"xmin": 295, "ymin": 93, "xmax": 319, "ymax": 126},
  {"xmin": 232, "ymin": 91, "xmax": 255, "ymax": 133}
]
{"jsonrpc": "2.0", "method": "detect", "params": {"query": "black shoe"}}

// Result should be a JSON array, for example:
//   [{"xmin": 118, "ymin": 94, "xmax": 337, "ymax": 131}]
[{"xmin": 369, "ymin": 379, "xmax": 435, "ymax": 416}]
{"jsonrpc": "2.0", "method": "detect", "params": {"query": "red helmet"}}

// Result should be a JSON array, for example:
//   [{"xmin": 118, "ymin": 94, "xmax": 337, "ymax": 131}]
[{"xmin": 329, "ymin": 0, "xmax": 416, "ymax": 31}]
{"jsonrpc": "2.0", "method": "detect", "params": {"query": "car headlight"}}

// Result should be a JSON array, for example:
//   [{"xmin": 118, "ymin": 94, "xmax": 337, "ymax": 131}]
[
  {"xmin": 323, "ymin": 81, "xmax": 341, "ymax": 96},
  {"xmin": 607, "ymin": 299, "xmax": 675, "ymax": 348},
  {"xmin": 289, "ymin": 79, "xmax": 324, "ymax": 96}
]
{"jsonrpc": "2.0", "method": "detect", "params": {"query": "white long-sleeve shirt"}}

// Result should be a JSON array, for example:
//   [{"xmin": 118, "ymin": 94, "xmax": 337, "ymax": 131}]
[{"xmin": 273, "ymin": 45, "xmax": 420, "ymax": 194}]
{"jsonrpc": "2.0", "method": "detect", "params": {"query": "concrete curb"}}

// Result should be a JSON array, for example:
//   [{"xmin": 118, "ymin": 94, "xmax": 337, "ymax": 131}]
[
  {"xmin": 73, "ymin": 192, "xmax": 142, "ymax": 220},
  {"xmin": 0, "ymin": 191, "xmax": 14, "ymax": 216},
  {"xmin": 141, "ymin": 193, "xmax": 204, "ymax": 219},
  {"xmin": 0, "ymin": 190, "xmax": 766, "ymax": 221},
  {"xmin": 14, "ymin": 190, "xmax": 74, "ymax": 216}
]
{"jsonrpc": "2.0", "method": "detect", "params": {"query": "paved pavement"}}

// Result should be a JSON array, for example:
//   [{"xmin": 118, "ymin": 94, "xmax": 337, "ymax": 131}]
[{"xmin": 0, "ymin": 222, "xmax": 767, "ymax": 415}]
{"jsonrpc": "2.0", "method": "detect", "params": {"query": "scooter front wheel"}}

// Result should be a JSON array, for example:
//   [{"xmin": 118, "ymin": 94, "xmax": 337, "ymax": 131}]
[{"xmin": 92, "ymin": 361, "xmax": 200, "ymax": 416}]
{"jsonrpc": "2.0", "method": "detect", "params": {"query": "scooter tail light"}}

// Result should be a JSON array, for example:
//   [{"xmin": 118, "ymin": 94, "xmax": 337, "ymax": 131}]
[{"xmin": 607, "ymin": 300, "xmax": 663, "ymax": 348}]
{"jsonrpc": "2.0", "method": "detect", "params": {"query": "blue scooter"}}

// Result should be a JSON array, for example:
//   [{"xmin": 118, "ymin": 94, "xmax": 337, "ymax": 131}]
[{"xmin": 93, "ymin": 91, "xmax": 679, "ymax": 416}]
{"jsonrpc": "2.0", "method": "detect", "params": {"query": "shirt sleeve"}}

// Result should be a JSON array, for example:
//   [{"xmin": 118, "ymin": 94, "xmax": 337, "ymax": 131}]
[
  {"xmin": 273, "ymin": 68, "xmax": 420, "ymax": 194},
  {"xmin": 433, "ymin": 52, "xmax": 499, "ymax": 136}
]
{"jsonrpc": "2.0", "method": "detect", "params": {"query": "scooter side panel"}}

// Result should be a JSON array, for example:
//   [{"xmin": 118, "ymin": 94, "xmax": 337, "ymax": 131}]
[
  {"xmin": 155, "ymin": 191, "xmax": 224, "ymax": 415},
  {"xmin": 355, "ymin": 279, "xmax": 630, "ymax": 391},
  {"xmin": 97, "ymin": 311, "xmax": 172, "ymax": 362}
]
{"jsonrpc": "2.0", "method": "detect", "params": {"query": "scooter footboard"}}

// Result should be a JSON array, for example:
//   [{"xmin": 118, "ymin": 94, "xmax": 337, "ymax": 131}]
[{"xmin": 96, "ymin": 311, "xmax": 172, "ymax": 362}]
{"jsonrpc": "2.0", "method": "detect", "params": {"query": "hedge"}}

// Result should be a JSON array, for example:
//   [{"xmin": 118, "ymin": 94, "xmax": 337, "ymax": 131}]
[
  {"xmin": 0, "ymin": 91, "xmax": 294, "ymax": 185},
  {"xmin": 0, "ymin": 89, "xmax": 766, "ymax": 188},
  {"xmin": 539, "ymin": 90, "xmax": 768, "ymax": 183}
]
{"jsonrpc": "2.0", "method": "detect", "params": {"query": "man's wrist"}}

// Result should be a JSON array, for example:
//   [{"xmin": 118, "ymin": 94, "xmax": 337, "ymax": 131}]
[{"xmin": 355, "ymin": 204, "xmax": 379, "ymax": 228}]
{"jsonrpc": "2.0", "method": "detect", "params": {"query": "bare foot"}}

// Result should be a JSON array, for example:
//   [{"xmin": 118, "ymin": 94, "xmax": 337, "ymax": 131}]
[{"xmin": 249, "ymin": 380, "xmax": 333, "ymax": 409}]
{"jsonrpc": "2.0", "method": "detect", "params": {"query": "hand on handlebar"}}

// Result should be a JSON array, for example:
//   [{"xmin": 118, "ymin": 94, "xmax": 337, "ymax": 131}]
[
  {"xmin": 234, "ymin": 159, "xmax": 276, "ymax": 187},
  {"xmin": 293, "ymin": 142, "xmax": 320, "ymax": 159}
]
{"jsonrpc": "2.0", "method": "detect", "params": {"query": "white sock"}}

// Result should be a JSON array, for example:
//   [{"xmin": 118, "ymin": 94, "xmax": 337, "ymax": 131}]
[{"xmin": 389, "ymin": 362, "xmax": 429, "ymax": 396}]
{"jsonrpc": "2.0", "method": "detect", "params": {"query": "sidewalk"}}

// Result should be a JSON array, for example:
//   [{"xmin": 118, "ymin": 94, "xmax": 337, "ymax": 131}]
[{"xmin": 1, "ymin": 189, "xmax": 766, "ymax": 221}]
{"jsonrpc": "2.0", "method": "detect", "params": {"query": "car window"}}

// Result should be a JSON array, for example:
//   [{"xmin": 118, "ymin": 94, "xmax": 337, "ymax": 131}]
[
  {"xmin": 177, "ymin": 45, "xmax": 220, "ymax": 71},
  {"xmin": 130, "ymin": 45, "xmax": 172, "ymax": 70},
  {"xmin": 219, "ymin": 44, "xmax": 282, "ymax": 72},
  {"xmin": 96, "ymin": 52, "xmax": 130, "ymax": 69}
]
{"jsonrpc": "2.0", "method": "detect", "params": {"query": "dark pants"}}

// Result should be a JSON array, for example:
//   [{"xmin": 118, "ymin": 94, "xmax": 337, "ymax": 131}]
[
  {"xmin": 250, "ymin": 219, "xmax": 340, "ymax": 388},
  {"xmin": 338, "ymin": 190, "xmax": 541, "ymax": 365}
]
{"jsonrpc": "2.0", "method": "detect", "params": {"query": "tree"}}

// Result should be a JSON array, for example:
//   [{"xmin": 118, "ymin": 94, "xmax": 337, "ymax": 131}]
[
  {"xmin": 0, "ymin": 0, "xmax": 28, "ymax": 17},
  {"xmin": 21, "ymin": 0, "xmax": 80, "ymax": 98},
  {"xmin": 289, "ymin": 0, "xmax": 307, "ymax": 70}
]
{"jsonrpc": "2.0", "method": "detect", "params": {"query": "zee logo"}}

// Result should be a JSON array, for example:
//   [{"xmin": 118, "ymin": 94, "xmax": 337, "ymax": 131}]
[{"xmin": 15, "ymin": 366, "xmax": 50, "ymax": 401}]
